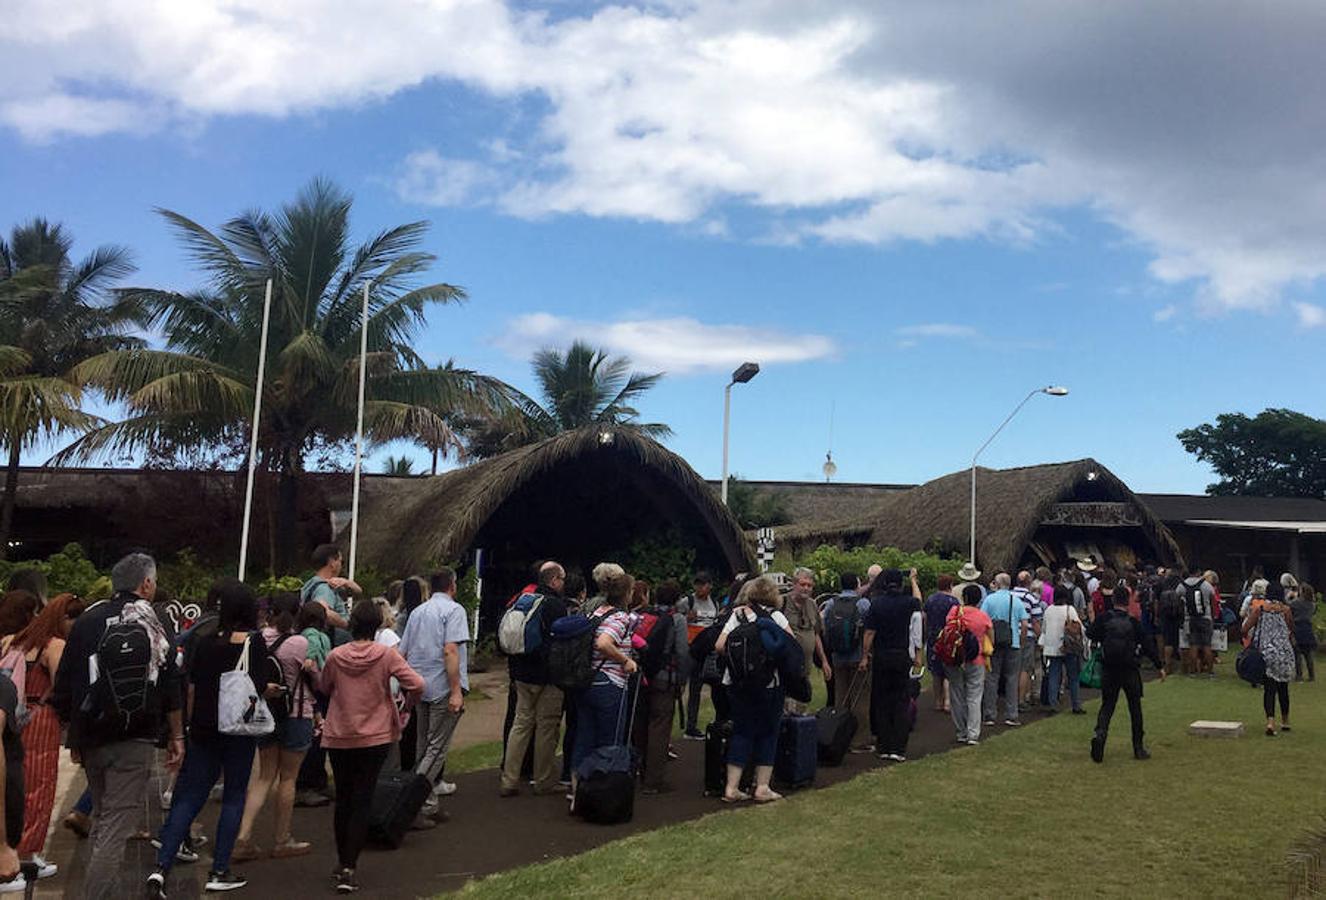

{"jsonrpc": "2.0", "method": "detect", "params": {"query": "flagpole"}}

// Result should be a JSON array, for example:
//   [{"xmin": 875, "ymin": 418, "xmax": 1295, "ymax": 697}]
[
  {"xmin": 348, "ymin": 281, "xmax": 370, "ymax": 581},
  {"xmin": 238, "ymin": 279, "xmax": 274, "ymax": 581}
]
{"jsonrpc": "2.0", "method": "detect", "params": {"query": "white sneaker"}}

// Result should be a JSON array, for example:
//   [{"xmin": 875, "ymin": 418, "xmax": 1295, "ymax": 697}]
[
  {"xmin": 30, "ymin": 855, "xmax": 56, "ymax": 878},
  {"xmin": 0, "ymin": 880, "xmax": 27, "ymax": 894},
  {"xmin": 435, "ymin": 780, "xmax": 457, "ymax": 797}
]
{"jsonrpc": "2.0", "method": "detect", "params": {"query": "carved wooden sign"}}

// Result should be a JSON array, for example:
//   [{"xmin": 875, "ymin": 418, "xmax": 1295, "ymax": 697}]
[{"xmin": 1041, "ymin": 502, "xmax": 1142, "ymax": 528}]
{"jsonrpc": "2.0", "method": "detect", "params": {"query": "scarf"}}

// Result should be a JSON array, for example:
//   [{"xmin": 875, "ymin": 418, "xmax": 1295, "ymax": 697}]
[
  {"xmin": 301, "ymin": 627, "xmax": 330, "ymax": 666},
  {"xmin": 118, "ymin": 594, "xmax": 171, "ymax": 683}
]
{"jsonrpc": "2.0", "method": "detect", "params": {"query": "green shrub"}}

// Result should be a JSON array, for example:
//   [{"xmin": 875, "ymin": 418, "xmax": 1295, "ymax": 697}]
[
  {"xmin": 0, "ymin": 543, "xmax": 107, "ymax": 598},
  {"xmin": 791, "ymin": 544, "xmax": 964, "ymax": 595},
  {"xmin": 619, "ymin": 529, "xmax": 697, "ymax": 587}
]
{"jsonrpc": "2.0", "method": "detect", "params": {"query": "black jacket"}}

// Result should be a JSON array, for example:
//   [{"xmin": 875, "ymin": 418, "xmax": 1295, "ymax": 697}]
[
  {"xmin": 52, "ymin": 593, "xmax": 182, "ymax": 751},
  {"xmin": 1087, "ymin": 607, "xmax": 1162, "ymax": 670}
]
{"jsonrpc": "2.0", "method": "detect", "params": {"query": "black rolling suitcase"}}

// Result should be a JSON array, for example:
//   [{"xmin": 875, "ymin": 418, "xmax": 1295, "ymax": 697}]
[
  {"xmin": 703, "ymin": 720, "xmax": 731, "ymax": 795},
  {"xmin": 573, "ymin": 677, "xmax": 640, "ymax": 824},
  {"xmin": 774, "ymin": 714, "xmax": 817, "ymax": 789},
  {"xmin": 816, "ymin": 671, "xmax": 866, "ymax": 766},
  {"xmin": 367, "ymin": 771, "xmax": 432, "ymax": 849}
]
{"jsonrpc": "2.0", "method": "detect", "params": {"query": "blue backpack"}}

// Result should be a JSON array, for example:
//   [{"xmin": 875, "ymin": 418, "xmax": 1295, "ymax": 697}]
[{"xmin": 498, "ymin": 593, "xmax": 547, "ymax": 656}]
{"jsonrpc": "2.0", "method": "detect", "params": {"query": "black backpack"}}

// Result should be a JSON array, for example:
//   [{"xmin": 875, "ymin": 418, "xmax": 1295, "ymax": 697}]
[
  {"xmin": 266, "ymin": 635, "xmax": 296, "ymax": 723},
  {"xmin": 824, "ymin": 596, "xmax": 862, "ymax": 658},
  {"xmin": 1101, "ymin": 613, "xmax": 1137, "ymax": 667},
  {"xmin": 1183, "ymin": 582, "xmax": 1209, "ymax": 619},
  {"xmin": 724, "ymin": 610, "xmax": 772, "ymax": 687},
  {"xmin": 639, "ymin": 608, "xmax": 677, "ymax": 680},
  {"xmin": 91, "ymin": 615, "xmax": 157, "ymax": 736},
  {"xmin": 547, "ymin": 614, "xmax": 605, "ymax": 692}
]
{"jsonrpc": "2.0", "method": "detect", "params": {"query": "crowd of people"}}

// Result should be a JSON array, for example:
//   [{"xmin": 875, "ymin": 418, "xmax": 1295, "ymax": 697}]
[{"xmin": 0, "ymin": 546, "xmax": 1311, "ymax": 897}]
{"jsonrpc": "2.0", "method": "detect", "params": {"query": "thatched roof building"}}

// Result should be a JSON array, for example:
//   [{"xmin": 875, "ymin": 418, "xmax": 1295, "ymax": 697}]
[
  {"xmin": 353, "ymin": 427, "xmax": 754, "ymax": 620},
  {"xmin": 781, "ymin": 459, "xmax": 1184, "ymax": 574}
]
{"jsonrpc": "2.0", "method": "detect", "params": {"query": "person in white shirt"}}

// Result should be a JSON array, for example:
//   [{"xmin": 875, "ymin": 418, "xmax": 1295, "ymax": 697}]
[
  {"xmin": 1042, "ymin": 585, "xmax": 1085, "ymax": 714},
  {"xmin": 680, "ymin": 572, "xmax": 720, "ymax": 739}
]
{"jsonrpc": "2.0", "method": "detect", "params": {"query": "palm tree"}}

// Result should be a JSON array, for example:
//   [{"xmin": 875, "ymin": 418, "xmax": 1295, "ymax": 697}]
[
  {"xmin": 462, "ymin": 340, "xmax": 671, "ymax": 458},
  {"xmin": 61, "ymin": 179, "xmax": 508, "ymax": 571},
  {"xmin": 0, "ymin": 220, "xmax": 141, "ymax": 558},
  {"xmin": 381, "ymin": 455, "xmax": 416, "ymax": 476}
]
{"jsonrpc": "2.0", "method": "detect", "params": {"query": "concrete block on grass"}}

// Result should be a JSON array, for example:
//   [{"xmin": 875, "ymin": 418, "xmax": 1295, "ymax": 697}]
[{"xmin": 1188, "ymin": 720, "xmax": 1245, "ymax": 738}]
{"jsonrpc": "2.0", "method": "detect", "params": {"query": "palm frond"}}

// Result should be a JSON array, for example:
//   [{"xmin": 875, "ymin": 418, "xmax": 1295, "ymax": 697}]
[
  {"xmin": 0, "ymin": 345, "xmax": 31, "ymax": 376},
  {"xmin": 65, "ymin": 245, "xmax": 136, "ymax": 300},
  {"xmin": 127, "ymin": 370, "xmax": 254, "ymax": 420},
  {"xmin": 362, "ymin": 400, "xmax": 456, "ymax": 448},
  {"xmin": 0, "ymin": 376, "xmax": 102, "ymax": 448},
  {"xmin": 70, "ymin": 349, "xmax": 245, "ymax": 402}
]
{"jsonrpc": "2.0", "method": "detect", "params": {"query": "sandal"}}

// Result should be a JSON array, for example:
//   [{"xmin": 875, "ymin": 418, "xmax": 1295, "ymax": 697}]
[
  {"xmin": 753, "ymin": 789, "xmax": 784, "ymax": 804},
  {"xmin": 720, "ymin": 790, "xmax": 751, "ymax": 804}
]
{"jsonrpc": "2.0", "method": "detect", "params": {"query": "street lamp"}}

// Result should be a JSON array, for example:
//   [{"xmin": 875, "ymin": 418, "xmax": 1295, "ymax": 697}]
[
  {"xmin": 969, "ymin": 385, "xmax": 1069, "ymax": 565},
  {"xmin": 721, "ymin": 362, "xmax": 760, "ymax": 505}
]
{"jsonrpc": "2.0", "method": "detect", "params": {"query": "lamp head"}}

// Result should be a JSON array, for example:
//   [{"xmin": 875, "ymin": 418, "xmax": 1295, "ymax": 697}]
[
  {"xmin": 1043, "ymin": 385, "xmax": 1069, "ymax": 396},
  {"xmin": 731, "ymin": 362, "xmax": 760, "ymax": 385}
]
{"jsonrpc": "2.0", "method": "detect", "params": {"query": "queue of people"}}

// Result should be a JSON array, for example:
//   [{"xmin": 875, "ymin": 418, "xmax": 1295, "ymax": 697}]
[{"xmin": 0, "ymin": 546, "xmax": 1313, "ymax": 896}]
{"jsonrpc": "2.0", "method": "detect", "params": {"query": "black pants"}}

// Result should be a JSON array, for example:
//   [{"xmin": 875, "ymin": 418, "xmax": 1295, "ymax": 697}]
[
  {"xmin": 328, "ymin": 745, "xmax": 389, "ymax": 870},
  {"xmin": 1263, "ymin": 678, "xmax": 1290, "ymax": 719},
  {"xmin": 1095, "ymin": 666, "xmax": 1144, "ymax": 750},
  {"xmin": 296, "ymin": 695, "xmax": 331, "ymax": 792},
  {"xmin": 399, "ymin": 713, "xmax": 418, "ymax": 772},
  {"xmin": 871, "ymin": 659, "xmax": 912, "ymax": 756}
]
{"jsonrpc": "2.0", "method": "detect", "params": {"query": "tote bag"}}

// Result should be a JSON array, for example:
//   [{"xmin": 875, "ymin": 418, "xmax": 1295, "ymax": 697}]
[{"xmin": 218, "ymin": 635, "xmax": 276, "ymax": 737}]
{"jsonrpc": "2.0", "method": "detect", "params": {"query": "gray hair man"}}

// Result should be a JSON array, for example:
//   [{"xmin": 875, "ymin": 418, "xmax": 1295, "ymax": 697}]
[
  {"xmin": 1011, "ymin": 570, "xmax": 1045, "ymax": 708},
  {"xmin": 785, "ymin": 567, "xmax": 832, "ymax": 714},
  {"xmin": 979, "ymin": 571, "xmax": 1030, "ymax": 728},
  {"xmin": 53, "ymin": 553, "xmax": 182, "ymax": 900}
]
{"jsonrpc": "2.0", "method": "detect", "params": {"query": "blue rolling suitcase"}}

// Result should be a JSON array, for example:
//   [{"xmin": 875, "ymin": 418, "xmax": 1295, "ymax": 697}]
[{"xmin": 774, "ymin": 714, "xmax": 817, "ymax": 789}]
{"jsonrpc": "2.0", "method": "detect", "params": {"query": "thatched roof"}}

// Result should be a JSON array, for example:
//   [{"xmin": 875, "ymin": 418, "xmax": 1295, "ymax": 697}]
[
  {"xmin": 353, "ymin": 427, "xmax": 755, "ymax": 576},
  {"xmin": 782, "ymin": 458, "xmax": 1183, "ymax": 572}
]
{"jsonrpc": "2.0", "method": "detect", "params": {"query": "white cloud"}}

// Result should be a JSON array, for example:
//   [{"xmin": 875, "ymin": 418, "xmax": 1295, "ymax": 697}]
[
  {"xmin": 391, "ymin": 150, "xmax": 496, "ymax": 207},
  {"xmin": 7, "ymin": 1, "xmax": 1326, "ymax": 315},
  {"xmin": 1294, "ymin": 302, "xmax": 1326, "ymax": 329},
  {"xmin": 497, "ymin": 313, "xmax": 835, "ymax": 374},
  {"xmin": 896, "ymin": 323, "xmax": 981, "ymax": 340},
  {"xmin": 1153, "ymin": 305, "xmax": 1178, "ymax": 323}
]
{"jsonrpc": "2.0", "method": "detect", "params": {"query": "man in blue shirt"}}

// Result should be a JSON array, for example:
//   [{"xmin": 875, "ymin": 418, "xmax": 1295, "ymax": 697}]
[
  {"xmin": 980, "ymin": 573, "xmax": 1030, "ymax": 726},
  {"xmin": 399, "ymin": 567, "xmax": 470, "ymax": 825},
  {"xmin": 821, "ymin": 573, "xmax": 872, "ymax": 753}
]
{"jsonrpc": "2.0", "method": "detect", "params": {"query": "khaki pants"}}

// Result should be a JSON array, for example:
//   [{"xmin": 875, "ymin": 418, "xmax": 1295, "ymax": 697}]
[
  {"xmin": 832, "ymin": 662, "xmax": 872, "ymax": 749},
  {"xmin": 501, "ymin": 681, "xmax": 563, "ymax": 792},
  {"xmin": 415, "ymin": 700, "xmax": 464, "ymax": 816},
  {"xmin": 83, "ymin": 740, "xmax": 154, "ymax": 900}
]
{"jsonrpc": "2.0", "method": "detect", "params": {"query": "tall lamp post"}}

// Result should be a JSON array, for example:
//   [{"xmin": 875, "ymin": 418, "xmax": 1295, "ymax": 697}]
[
  {"xmin": 969, "ymin": 385, "xmax": 1069, "ymax": 565},
  {"xmin": 721, "ymin": 361, "xmax": 760, "ymax": 505}
]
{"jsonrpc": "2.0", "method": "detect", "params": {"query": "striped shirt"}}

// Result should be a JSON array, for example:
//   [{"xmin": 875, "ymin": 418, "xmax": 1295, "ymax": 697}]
[{"xmin": 590, "ymin": 607, "xmax": 635, "ymax": 688}]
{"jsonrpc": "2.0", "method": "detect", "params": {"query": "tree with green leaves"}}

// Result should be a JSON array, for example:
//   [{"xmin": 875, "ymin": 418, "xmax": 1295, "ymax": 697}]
[
  {"xmin": 0, "ymin": 220, "xmax": 142, "ymax": 558},
  {"xmin": 61, "ymin": 179, "xmax": 508, "ymax": 570},
  {"xmin": 463, "ymin": 340, "xmax": 670, "ymax": 458},
  {"xmin": 724, "ymin": 475, "xmax": 792, "ymax": 529},
  {"xmin": 1177, "ymin": 408, "xmax": 1326, "ymax": 497},
  {"xmin": 382, "ymin": 455, "xmax": 416, "ymax": 476}
]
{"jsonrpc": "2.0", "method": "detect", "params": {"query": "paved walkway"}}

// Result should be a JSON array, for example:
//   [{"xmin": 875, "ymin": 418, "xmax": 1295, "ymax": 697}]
[{"xmin": 43, "ymin": 687, "xmax": 1083, "ymax": 898}]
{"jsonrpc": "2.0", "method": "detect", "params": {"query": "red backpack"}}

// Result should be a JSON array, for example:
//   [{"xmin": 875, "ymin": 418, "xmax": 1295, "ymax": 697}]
[{"xmin": 934, "ymin": 608, "xmax": 979, "ymax": 667}]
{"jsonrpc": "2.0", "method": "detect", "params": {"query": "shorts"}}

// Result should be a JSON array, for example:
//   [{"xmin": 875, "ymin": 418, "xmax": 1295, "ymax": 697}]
[
  {"xmin": 1187, "ymin": 617, "xmax": 1214, "ymax": 648},
  {"xmin": 1021, "ymin": 642, "xmax": 1040, "ymax": 672},
  {"xmin": 259, "ymin": 716, "xmax": 315, "ymax": 753},
  {"xmin": 1162, "ymin": 618, "xmax": 1181, "ymax": 649}
]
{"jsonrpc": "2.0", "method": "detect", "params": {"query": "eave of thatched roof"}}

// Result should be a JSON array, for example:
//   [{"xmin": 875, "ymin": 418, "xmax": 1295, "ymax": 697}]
[
  {"xmin": 780, "ymin": 458, "xmax": 1184, "ymax": 572},
  {"xmin": 353, "ymin": 427, "xmax": 756, "ymax": 575}
]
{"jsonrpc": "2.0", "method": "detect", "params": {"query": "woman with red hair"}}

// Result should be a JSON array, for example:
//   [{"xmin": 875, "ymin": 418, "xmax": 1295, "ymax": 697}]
[{"xmin": 0, "ymin": 592, "xmax": 86, "ymax": 890}]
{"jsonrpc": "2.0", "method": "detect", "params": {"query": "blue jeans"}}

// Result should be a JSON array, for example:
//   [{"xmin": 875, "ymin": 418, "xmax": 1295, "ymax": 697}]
[
  {"xmin": 156, "ymin": 733, "xmax": 256, "ymax": 873},
  {"xmin": 572, "ymin": 680, "xmax": 625, "ymax": 771},
  {"xmin": 727, "ymin": 683, "xmax": 784, "ymax": 768},
  {"xmin": 1046, "ymin": 654, "xmax": 1082, "ymax": 711}
]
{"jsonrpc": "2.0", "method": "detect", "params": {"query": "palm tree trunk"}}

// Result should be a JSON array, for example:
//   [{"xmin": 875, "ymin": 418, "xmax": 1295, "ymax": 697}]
[
  {"xmin": 0, "ymin": 442, "xmax": 21, "ymax": 562},
  {"xmin": 276, "ymin": 462, "xmax": 300, "ymax": 574},
  {"xmin": 432, "ymin": 446, "xmax": 438, "ymax": 476}
]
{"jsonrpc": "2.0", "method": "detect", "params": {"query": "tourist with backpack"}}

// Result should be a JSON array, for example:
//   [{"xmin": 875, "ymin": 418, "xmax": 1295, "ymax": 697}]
[
  {"xmin": 823, "ymin": 573, "xmax": 872, "ymax": 752},
  {"xmin": 631, "ymin": 580, "xmax": 690, "ymax": 795},
  {"xmin": 1178, "ymin": 566, "xmax": 1217, "ymax": 677},
  {"xmin": 922, "ymin": 575, "xmax": 959, "ymax": 713},
  {"xmin": 715, "ymin": 576, "xmax": 793, "ymax": 803},
  {"xmin": 680, "ymin": 572, "xmax": 720, "ymax": 740},
  {"xmin": 937, "ymin": 584, "xmax": 993, "ymax": 745},
  {"xmin": 1041, "ymin": 585, "xmax": 1085, "ymax": 714},
  {"xmin": 301, "ymin": 544, "xmax": 361, "ymax": 633},
  {"xmin": 859, "ymin": 569, "xmax": 923, "ymax": 762},
  {"xmin": 148, "ymin": 578, "xmax": 279, "ymax": 896},
  {"xmin": 1087, "ymin": 587, "xmax": 1165, "ymax": 764},
  {"xmin": 1244, "ymin": 580, "xmax": 1296, "ymax": 736},
  {"xmin": 500, "ymin": 562, "xmax": 570, "ymax": 798},
  {"xmin": 51, "ymin": 553, "xmax": 183, "ymax": 900},
  {"xmin": 979, "ymin": 573, "xmax": 1030, "ymax": 728},
  {"xmin": 570, "ymin": 571, "xmax": 639, "ymax": 796},
  {"xmin": 0, "ymin": 592, "xmax": 85, "ymax": 891},
  {"xmin": 784, "ymin": 569, "xmax": 832, "ymax": 715},
  {"xmin": 319, "ymin": 600, "xmax": 423, "ymax": 894},
  {"xmin": 232, "ymin": 593, "xmax": 319, "ymax": 864}
]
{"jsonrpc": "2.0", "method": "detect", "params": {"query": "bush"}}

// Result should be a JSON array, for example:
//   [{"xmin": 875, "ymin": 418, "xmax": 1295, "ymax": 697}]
[
  {"xmin": 619, "ymin": 529, "xmax": 697, "ymax": 587},
  {"xmin": 791, "ymin": 544, "xmax": 964, "ymax": 595},
  {"xmin": 0, "ymin": 543, "xmax": 106, "ymax": 598}
]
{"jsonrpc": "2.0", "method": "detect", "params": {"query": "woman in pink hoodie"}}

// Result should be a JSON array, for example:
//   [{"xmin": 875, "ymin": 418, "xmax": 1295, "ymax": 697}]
[{"xmin": 320, "ymin": 600, "xmax": 423, "ymax": 894}]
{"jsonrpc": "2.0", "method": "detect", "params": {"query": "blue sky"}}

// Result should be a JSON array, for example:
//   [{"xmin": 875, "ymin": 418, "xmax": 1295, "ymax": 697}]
[{"xmin": 4, "ymin": 1, "xmax": 1325, "ymax": 494}]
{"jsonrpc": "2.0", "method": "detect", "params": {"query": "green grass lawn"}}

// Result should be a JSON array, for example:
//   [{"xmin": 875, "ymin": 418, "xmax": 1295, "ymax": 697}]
[{"xmin": 457, "ymin": 668, "xmax": 1326, "ymax": 898}]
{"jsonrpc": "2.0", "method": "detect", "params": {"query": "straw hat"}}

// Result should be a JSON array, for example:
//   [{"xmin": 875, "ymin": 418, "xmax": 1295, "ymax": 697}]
[
  {"xmin": 1076, "ymin": 558, "xmax": 1098, "ymax": 573},
  {"xmin": 957, "ymin": 562, "xmax": 982, "ymax": 582}
]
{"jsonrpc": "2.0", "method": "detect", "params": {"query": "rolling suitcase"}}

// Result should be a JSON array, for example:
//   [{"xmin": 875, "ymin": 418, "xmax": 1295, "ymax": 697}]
[
  {"xmin": 774, "ymin": 714, "xmax": 817, "ymax": 789},
  {"xmin": 367, "ymin": 771, "xmax": 432, "ymax": 849},
  {"xmin": 816, "ymin": 671, "xmax": 866, "ymax": 766},
  {"xmin": 574, "ymin": 677, "xmax": 640, "ymax": 823},
  {"xmin": 703, "ymin": 720, "xmax": 731, "ymax": 796}
]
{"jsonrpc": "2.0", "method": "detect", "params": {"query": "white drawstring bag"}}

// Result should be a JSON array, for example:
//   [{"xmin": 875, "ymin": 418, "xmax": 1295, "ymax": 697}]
[{"xmin": 218, "ymin": 635, "xmax": 275, "ymax": 737}]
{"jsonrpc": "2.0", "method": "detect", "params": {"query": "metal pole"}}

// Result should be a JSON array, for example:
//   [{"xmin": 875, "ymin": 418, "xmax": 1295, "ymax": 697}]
[
  {"xmin": 970, "ymin": 463, "xmax": 977, "ymax": 566},
  {"xmin": 720, "ymin": 381, "xmax": 733, "ymax": 505},
  {"xmin": 348, "ymin": 281, "xmax": 370, "ymax": 581},
  {"xmin": 238, "ymin": 279, "xmax": 273, "ymax": 581},
  {"xmin": 968, "ymin": 388, "xmax": 1050, "ymax": 566}
]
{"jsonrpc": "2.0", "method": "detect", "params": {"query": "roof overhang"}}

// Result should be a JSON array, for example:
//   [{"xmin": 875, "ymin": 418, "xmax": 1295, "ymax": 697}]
[{"xmin": 1183, "ymin": 519, "xmax": 1326, "ymax": 534}]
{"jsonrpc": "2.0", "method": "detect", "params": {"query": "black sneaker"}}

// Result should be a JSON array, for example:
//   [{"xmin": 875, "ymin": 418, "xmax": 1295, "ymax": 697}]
[
  {"xmin": 683, "ymin": 730, "xmax": 705, "ymax": 741},
  {"xmin": 336, "ymin": 868, "xmax": 359, "ymax": 894},
  {"xmin": 1090, "ymin": 733, "xmax": 1105, "ymax": 764},
  {"xmin": 146, "ymin": 869, "xmax": 167, "ymax": 900},
  {"xmin": 204, "ymin": 870, "xmax": 248, "ymax": 892},
  {"xmin": 1134, "ymin": 746, "xmax": 1151, "ymax": 760},
  {"xmin": 150, "ymin": 836, "xmax": 199, "ymax": 864}
]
